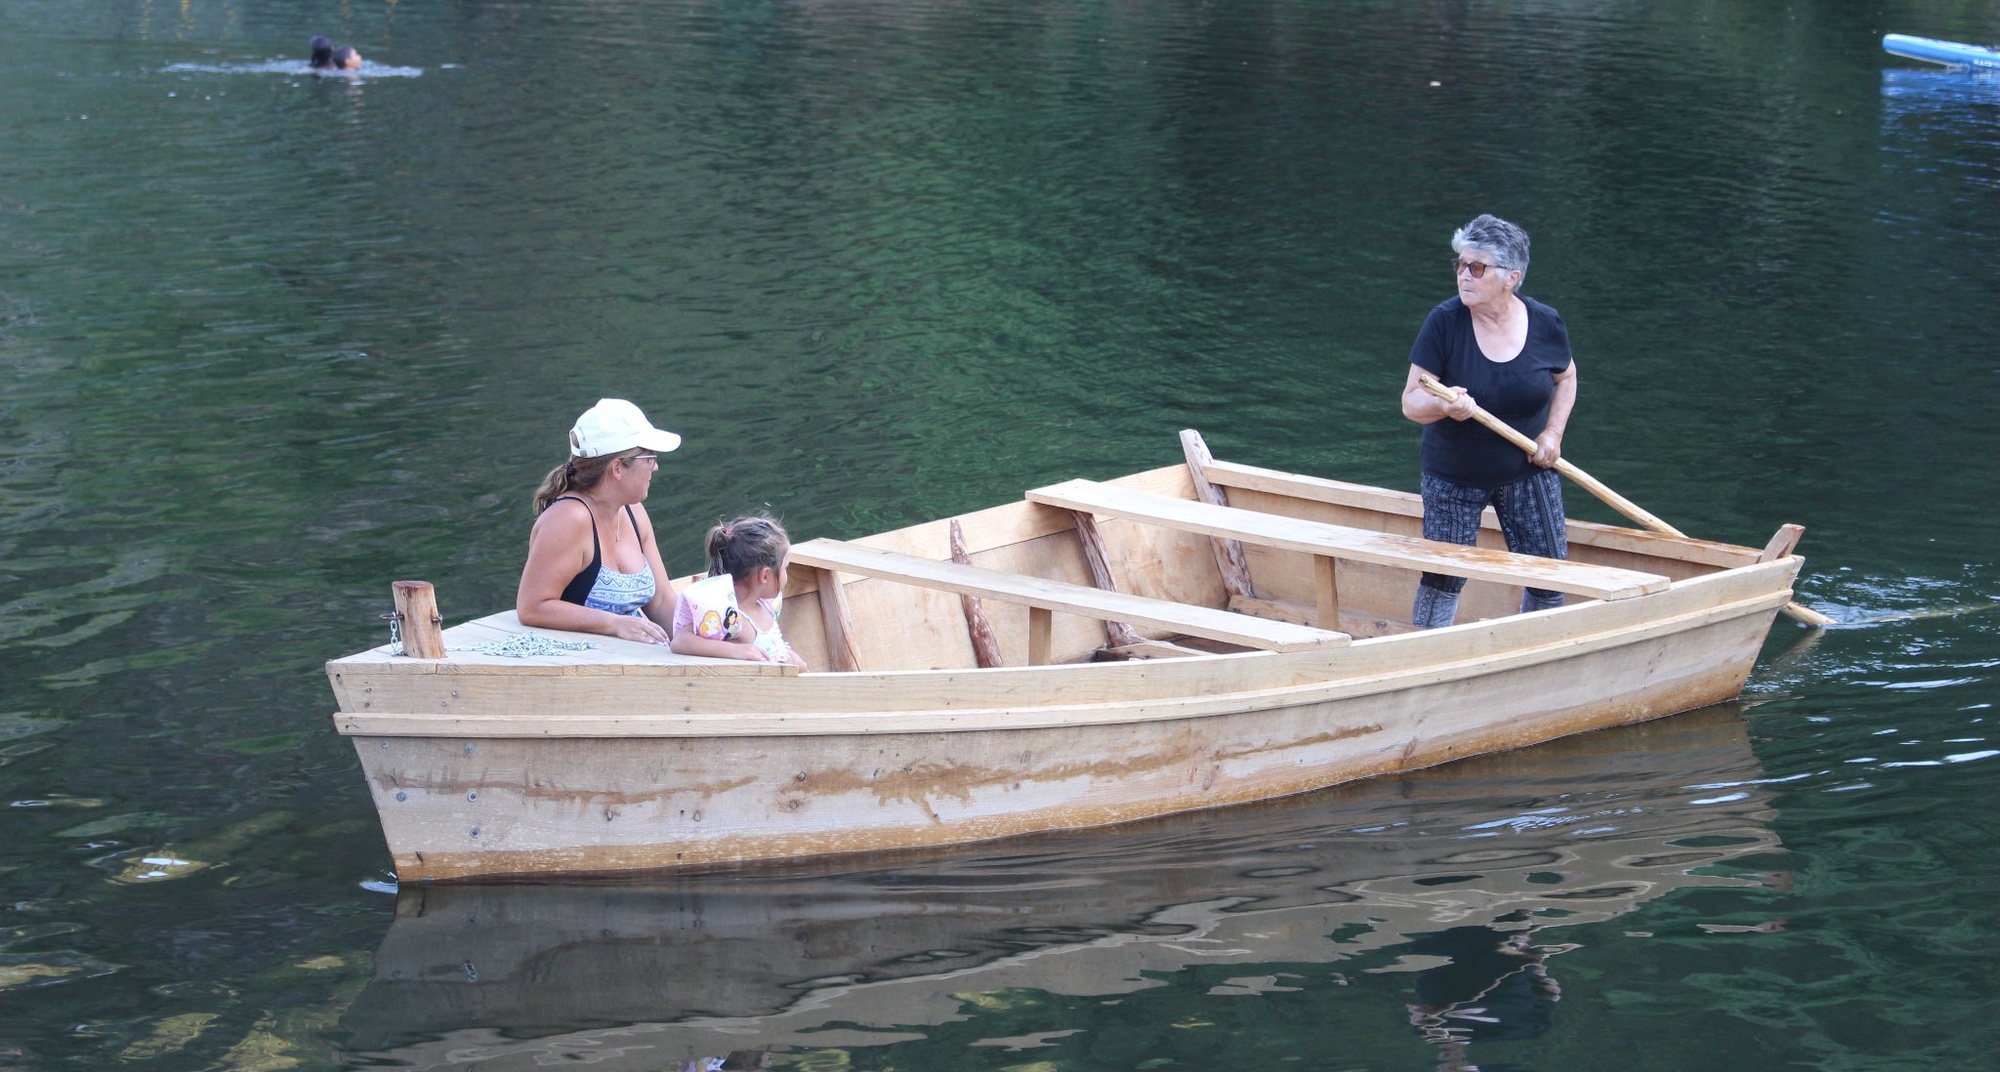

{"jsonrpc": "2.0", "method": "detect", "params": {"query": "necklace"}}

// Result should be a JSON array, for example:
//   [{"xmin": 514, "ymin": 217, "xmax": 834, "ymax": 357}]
[{"xmin": 579, "ymin": 492, "xmax": 625, "ymax": 542}]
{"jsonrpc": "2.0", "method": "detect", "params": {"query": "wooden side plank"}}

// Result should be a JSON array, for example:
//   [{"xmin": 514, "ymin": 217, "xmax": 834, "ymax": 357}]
[
  {"xmin": 1759, "ymin": 523, "xmax": 1805, "ymax": 563},
  {"xmin": 789, "ymin": 539, "xmax": 1349, "ymax": 653},
  {"xmin": 1313, "ymin": 554, "xmax": 1339, "ymax": 629},
  {"xmin": 814, "ymin": 567, "xmax": 863, "ymax": 672},
  {"xmin": 1027, "ymin": 479, "xmax": 1671, "ymax": 600}
]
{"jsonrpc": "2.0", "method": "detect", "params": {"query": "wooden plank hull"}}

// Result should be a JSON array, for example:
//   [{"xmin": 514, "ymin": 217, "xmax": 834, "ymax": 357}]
[
  {"xmin": 335, "ymin": 555, "xmax": 1796, "ymax": 881},
  {"xmin": 339, "ymin": 707, "xmax": 1778, "ymax": 1066}
]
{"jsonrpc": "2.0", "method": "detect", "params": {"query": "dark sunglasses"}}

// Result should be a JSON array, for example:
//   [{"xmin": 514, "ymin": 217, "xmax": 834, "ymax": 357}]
[{"xmin": 1453, "ymin": 258, "xmax": 1512, "ymax": 279}]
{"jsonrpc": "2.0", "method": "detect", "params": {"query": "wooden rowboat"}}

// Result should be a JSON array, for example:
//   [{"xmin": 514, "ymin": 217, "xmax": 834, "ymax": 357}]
[{"xmin": 327, "ymin": 432, "xmax": 1806, "ymax": 882}]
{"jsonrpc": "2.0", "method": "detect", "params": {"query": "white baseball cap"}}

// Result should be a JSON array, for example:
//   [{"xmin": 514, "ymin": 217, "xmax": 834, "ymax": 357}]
[{"xmin": 568, "ymin": 398, "xmax": 682, "ymax": 458}]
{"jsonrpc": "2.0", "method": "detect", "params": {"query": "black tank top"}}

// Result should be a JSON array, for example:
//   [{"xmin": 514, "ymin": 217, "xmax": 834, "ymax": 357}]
[{"xmin": 555, "ymin": 496, "xmax": 641, "ymax": 607}]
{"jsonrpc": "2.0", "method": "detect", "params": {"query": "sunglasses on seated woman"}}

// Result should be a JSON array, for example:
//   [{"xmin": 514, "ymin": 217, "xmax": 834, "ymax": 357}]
[{"xmin": 1453, "ymin": 258, "xmax": 1512, "ymax": 279}]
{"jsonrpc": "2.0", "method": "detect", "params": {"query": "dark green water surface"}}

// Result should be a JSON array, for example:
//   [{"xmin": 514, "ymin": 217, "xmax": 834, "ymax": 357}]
[{"xmin": 2, "ymin": 0, "xmax": 1997, "ymax": 1068}]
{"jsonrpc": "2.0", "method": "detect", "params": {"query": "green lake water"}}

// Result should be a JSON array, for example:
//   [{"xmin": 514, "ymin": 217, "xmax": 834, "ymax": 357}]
[{"xmin": 1, "ymin": 0, "xmax": 1996, "ymax": 1068}]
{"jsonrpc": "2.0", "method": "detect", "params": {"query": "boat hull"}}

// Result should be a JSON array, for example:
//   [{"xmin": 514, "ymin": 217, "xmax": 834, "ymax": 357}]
[
  {"xmin": 339, "ymin": 707, "xmax": 1777, "ymax": 1066},
  {"xmin": 337, "ymin": 561, "xmax": 1795, "ymax": 881}
]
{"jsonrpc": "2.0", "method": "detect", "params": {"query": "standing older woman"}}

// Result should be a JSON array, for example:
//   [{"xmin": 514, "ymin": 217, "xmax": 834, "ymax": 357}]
[
  {"xmin": 1400, "ymin": 214, "xmax": 1578, "ymax": 629},
  {"xmin": 516, "ymin": 399, "xmax": 683, "ymax": 643}
]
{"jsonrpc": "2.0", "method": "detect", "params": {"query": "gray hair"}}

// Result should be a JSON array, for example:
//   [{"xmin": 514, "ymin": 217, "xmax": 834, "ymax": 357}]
[{"xmin": 1451, "ymin": 214, "xmax": 1530, "ymax": 288}]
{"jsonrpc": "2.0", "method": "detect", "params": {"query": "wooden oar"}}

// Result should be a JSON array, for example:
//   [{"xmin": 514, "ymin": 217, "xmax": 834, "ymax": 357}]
[{"xmin": 1416, "ymin": 373, "xmax": 1833, "ymax": 627}]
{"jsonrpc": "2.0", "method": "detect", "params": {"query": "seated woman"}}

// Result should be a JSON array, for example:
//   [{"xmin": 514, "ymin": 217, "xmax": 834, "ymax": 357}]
[
  {"xmin": 669, "ymin": 515, "xmax": 807, "ymax": 669},
  {"xmin": 516, "ymin": 399, "xmax": 682, "ymax": 643}
]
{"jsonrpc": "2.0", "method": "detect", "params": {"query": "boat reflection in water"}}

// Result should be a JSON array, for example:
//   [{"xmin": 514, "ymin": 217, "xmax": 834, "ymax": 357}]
[{"xmin": 338, "ymin": 706, "xmax": 1784, "ymax": 1069}]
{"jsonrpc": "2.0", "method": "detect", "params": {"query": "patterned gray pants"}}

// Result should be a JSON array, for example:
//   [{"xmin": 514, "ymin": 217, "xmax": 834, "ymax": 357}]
[{"xmin": 1411, "ymin": 468, "xmax": 1568, "ymax": 629}]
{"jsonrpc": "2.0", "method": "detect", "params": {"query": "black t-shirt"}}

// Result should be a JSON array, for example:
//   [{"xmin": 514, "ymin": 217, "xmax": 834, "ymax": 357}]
[{"xmin": 1409, "ymin": 295, "xmax": 1573, "ymax": 490}]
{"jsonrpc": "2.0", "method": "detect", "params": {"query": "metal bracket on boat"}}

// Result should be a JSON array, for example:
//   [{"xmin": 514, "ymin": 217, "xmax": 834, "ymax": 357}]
[{"xmin": 381, "ymin": 608, "xmax": 444, "ymax": 657}]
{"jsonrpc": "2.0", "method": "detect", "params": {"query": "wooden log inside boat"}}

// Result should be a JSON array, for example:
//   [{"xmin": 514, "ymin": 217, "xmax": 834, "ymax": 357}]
[
  {"xmin": 1181, "ymin": 429, "xmax": 1256, "ymax": 601},
  {"xmin": 1070, "ymin": 511, "xmax": 1144, "ymax": 649},
  {"xmin": 950, "ymin": 519, "xmax": 1006, "ymax": 668}
]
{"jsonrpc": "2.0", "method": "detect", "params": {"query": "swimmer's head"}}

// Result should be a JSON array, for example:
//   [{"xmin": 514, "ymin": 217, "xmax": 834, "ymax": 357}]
[
  {"xmin": 308, "ymin": 35, "xmax": 334, "ymax": 69},
  {"xmin": 333, "ymin": 45, "xmax": 363, "ymax": 71}
]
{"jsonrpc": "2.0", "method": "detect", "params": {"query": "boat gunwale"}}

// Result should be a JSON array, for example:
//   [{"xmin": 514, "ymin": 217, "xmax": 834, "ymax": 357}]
[
  {"xmin": 324, "ymin": 459, "xmax": 1797, "ymax": 681},
  {"xmin": 333, "ymin": 557, "xmax": 1799, "ymax": 739}
]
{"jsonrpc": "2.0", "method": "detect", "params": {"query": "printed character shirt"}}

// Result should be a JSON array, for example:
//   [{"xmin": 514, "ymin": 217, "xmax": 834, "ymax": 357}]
[{"xmin": 672, "ymin": 573, "xmax": 793, "ymax": 662}]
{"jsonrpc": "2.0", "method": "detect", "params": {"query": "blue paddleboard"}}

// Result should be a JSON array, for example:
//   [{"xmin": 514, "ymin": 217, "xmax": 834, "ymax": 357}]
[{"xmin": 1883, "ymin": 33, "xmax": 2000, "ymax": 71}]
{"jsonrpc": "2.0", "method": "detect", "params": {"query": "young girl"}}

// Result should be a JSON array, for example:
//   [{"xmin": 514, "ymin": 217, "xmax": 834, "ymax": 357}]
[{"xmin": 669, "ymin": 515, "xmax": 807, "ymax": 669}]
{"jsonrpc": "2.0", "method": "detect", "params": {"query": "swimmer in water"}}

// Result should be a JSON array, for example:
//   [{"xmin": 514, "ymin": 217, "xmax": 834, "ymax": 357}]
[{"xmin": 307, "ymin": 35, "xmax": 364, "ymax": 73}]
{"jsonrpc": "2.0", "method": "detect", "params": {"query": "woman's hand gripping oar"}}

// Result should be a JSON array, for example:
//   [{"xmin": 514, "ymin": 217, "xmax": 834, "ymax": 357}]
[{"xmin": 1416, "ymin": 373, "xmax": 1833, "ymax": 628}]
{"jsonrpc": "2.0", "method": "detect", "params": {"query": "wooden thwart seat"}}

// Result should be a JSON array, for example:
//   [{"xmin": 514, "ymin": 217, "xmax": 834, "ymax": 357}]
[
  {"xmin": 1027, "ymin": 479, "xmax": 1671, "ymax": 628},
  {"xmin": 790, "ymin": 538, "xmax": 1349, "ymax": 663},
  {"xmin": 1198, "ymin": 458, "xmax": 1761, "ymax": 569}
]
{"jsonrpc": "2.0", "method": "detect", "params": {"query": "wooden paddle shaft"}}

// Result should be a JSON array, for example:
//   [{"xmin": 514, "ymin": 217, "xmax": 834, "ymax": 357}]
[
  {"xmin": 1413, "ymin": 373, "xmax": 1832, "ymax": 627},
  {"xmin": 1416, "ymin": 374, "xmax": 1685, "ymax": 536}
]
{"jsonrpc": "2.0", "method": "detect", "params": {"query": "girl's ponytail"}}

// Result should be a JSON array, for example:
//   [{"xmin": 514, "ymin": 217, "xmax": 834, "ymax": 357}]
[{"xmin": 705, "ymin": 515, "xmax": 790, "ymax": 581}]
